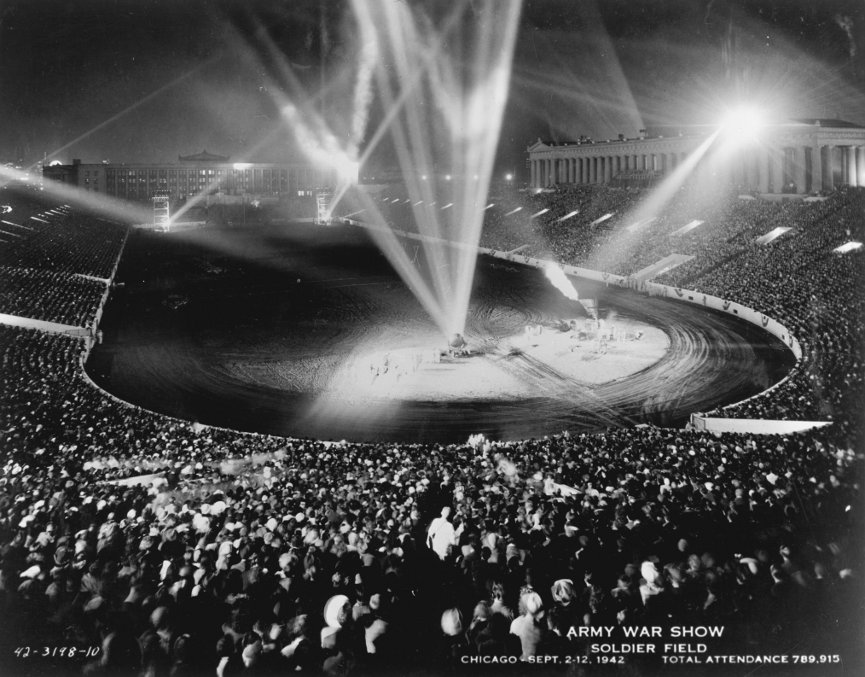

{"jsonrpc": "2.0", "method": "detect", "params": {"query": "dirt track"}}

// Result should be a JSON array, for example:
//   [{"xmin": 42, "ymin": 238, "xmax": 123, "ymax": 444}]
[{"xmin": 86, "ymin": 224, "xmax": 794, "ymax": 443}]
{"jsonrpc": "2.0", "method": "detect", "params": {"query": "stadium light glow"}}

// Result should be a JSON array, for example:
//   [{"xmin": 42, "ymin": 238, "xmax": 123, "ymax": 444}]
[{"xmin": 719, "ymin": 105, "xmax": 765, "ymax": 143}]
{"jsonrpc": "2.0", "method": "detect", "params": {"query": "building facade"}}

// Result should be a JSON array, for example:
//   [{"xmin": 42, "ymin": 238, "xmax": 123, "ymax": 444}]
[
  {"xmin": 527, "ymin": 120, "xmax": 865, "ymax": 194},
  {"xmin": 42, "ymin": 151, "xmax": 340, "ymax": 203}
]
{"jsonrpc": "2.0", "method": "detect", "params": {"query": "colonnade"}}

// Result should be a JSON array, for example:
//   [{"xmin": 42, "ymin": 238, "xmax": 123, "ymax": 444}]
[
  {"xmin": 725, "ymin": 144, "xmax": 865, "ymax": 194},
  {"xmin": 528, "ymin": 138, "xmax": 865, "ymax": 194},
  {"xmin": 529, "ymin": 150, "xmax": 691, "ymax": 190}
]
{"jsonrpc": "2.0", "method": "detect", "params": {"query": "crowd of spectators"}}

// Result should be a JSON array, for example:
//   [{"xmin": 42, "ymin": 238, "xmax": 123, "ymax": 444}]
[
  {"xmin": 0, "ymin": 267, "xmax": 106, "ymax": 327},
  {"xmin": 0, "ymin": 201, "xmax": 127, "ymax": 279},
  {"xmin": 0, "ymin": 187, "xmax": 863, "ymax": 675},
  {"xmin": 0, "ymin": 192, "xmax": 127, "ymax": 330},
  {"xmin": 681, "ymin": 189, "xmax": 865, "ymax": 432}
]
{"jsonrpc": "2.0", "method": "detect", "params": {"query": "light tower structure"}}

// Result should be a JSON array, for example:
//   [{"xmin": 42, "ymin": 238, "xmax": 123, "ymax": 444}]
[
  {"xmin": 315, "ymin": 189, "xmax": 334, "ymax": 225},
  {"xmin": 152, "ymin": 190, "xmax": 170, "ymax": 230}
]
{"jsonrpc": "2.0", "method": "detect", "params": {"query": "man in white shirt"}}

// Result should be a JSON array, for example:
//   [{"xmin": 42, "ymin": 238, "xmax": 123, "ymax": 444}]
[{"xmin": 427, "ymin": 507, "xmax": 456, "ymax": 560}]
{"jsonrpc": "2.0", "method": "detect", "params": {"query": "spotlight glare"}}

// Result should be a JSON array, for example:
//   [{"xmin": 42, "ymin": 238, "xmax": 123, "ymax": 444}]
[{"xmin": 719, "ymin": 106, "xmax": 765, "ymax": 141}]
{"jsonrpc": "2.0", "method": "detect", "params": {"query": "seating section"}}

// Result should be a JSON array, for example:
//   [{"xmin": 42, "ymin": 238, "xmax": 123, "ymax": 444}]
[{"xmin": 0, "ymin": 186, "xmax": 862, "ymax": 674}]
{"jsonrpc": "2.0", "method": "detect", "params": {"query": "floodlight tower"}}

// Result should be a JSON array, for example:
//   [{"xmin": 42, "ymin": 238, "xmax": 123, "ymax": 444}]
[
  {"xmin": 315, "ymin": 188, "xmax": 334, "ymax": 225},
  {"xmin": 152, "ymin": 190, "xmax": 170, "ymax": 230}
]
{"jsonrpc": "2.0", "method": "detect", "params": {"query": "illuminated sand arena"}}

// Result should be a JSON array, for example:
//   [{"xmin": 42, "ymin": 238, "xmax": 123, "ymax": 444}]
[{"xmin": 323, "ymin": 315, "xmax": 668, "ymax": 402}]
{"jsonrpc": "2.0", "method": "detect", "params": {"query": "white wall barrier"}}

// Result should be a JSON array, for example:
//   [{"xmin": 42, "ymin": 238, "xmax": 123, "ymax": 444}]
[{"xmin": 689, "ymin": 416, "xmax": 831, "ymax": 435}]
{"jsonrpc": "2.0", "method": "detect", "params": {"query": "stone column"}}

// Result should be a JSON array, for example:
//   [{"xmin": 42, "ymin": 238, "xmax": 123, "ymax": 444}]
[
  {"xmin": 846, "ymin": 146, "xmax": 857, "ymax": 187},
  {"xmin": 530, "ymin": 160, "xmax": 536, "ymax": 189},
  {"xmin": 856, "ymin": 146, "xmax": 865, "ymax": 186},
  {"xmin": 793, "ymin": 147, "xmax": 807, "ymax": 194},
  {"xmin": 770, "ymin": 148, "xmax": 784, "ymax": 193},
  {"xmin": 569, "ymin": 158, "xmax": 576, "ymax": 184},
  {"xmin": 810, "ymin": 145, "xmax": 822, "ymax": 193},
  {"xmin": 823, "ymin": 145, "xmax": 834, "ymax": 190}
]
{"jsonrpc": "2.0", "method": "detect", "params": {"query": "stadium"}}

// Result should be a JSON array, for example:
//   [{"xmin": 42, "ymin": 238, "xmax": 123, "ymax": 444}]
[{"xmin": 1, "ymin": 1, "xmax": 864, "ymax": 676}]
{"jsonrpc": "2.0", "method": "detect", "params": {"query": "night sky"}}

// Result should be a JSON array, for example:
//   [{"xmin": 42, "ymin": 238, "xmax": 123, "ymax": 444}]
[{"xmin": 1, "ymin": 0, "xmax": 864, "ymax": 178}]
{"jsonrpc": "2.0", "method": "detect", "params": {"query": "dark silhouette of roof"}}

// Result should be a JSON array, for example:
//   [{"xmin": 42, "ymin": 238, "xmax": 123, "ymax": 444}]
[
  {"xmin": 790, "ymin": 119, "xmax": 865, "ymax": 129},
  {"xmin": 178, "ymin": 150, "xmax": 230, "ymax": 162}
]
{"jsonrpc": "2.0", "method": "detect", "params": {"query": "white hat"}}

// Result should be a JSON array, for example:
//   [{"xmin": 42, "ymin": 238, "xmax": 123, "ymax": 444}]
[{"xmin": 323, "ymin": 595, "xmax": 350, "ymax": 629}]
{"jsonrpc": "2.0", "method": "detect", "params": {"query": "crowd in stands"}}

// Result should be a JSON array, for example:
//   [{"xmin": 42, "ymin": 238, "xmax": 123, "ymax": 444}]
[
  {"xmin": 0, "ymin": 186, "xmax": 863, "ymax": 676},
  {"xmin": 0, "ymin": 267, "xmax": 106, "ymax": 327},
  {"xmin": 0, "ymin": 192, "xmax": 127, "ymax": 329},
  {"xmin": 682, "ymin": 189, "xmax": 865, "ymax": 431},
  {"xmin": 0, "ymin": 203, "xmax": 127, "ymax": 280}
]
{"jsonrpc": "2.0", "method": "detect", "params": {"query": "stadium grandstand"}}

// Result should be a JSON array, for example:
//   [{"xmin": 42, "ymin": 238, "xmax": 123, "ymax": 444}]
[{"xmin": 0, "ymin": 169, "xmax": 862, "ymax": 676}]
